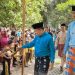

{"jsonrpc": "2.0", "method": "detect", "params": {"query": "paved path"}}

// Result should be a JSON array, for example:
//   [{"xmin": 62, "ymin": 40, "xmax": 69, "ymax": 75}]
[
  {"xmin": 10, "ymin": 61, "xmax": 65, "ymax": 75},
  {"xmin": 0, "ymin": 51, "xmax": 66, "ymax": 75},
  {"xmin": 0, "ymin": 60, "xmax": 65, "ymax": 75},
  {"xmin": 11, "ymin": 54, "xmax": 65, "ymax": 75}
]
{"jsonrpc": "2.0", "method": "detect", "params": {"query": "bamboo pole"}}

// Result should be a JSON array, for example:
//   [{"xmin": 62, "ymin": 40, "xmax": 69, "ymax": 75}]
[
  {"xmin": 5, "ymin": 61, "xmax": 9, "ymax": 75},
  {"xmin": 21, "ymin": 0, "xmax": 26, "ymax": 75}
]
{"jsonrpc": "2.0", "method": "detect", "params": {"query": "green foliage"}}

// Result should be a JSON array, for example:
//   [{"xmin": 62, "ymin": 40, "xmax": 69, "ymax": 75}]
[
  {"xmin": 0, "ymin": 0, "xmax": 75, "ymax": 28},
  {"xmin": 26, "ymin": 0, "xmax": 44, "ymax": 27},
  {"xmin": 0, "ymin": 0, "xmax": 21, "ymax": 27},
  {"xmin": 55, "ymin": 0, "xmax": 75, "ymax": 26},
  {"xmin": 56, "ymin": 0, "xmax": 75, "ymax": 11},
  {"xmin": 42, "ymin": 0, "xmax": 75, "ymax": 28},
  {"xmin": 0, "ymin": 0, "xmax": 44, "ymax": 28}
]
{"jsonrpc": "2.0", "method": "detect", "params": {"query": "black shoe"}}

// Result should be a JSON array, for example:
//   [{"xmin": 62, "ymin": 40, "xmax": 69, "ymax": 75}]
[{"xmin": 60, "ymin": 66, "xmax": 63, "ymax": 73}]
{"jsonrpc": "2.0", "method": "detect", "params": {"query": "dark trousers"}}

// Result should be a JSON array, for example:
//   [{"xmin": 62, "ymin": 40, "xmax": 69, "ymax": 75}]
[
  {"xmin": 26, "ymin": 52, "xmax": 31, "ymax": 63},
  {"xmin": 34, "ymin": 56, "xmax": 50, "ymax": 75},
  {"xmin": 13, "ymin": 45, "xmax": 17, "ymax": 66},
  {"xmin": 1, "ymin": 58, "xmax": 11, "ymax": 75}
]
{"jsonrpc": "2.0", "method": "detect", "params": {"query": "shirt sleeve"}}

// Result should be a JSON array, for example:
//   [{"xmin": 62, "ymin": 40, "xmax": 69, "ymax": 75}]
[
  {"xmin": 49, "ymin": 36, "xmax": 55, "ymax": 63},
  {"xmin": 22, "ymin": 36, "xmax": 36, "ymax": 48},
  {"xmin": 63, "ymin": 26, "xmax": 70, "ymax": 55}
]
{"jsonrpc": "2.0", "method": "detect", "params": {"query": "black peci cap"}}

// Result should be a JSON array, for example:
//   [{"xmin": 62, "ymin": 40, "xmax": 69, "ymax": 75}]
[
  {"xmin": 72, "ymin": 5, "xmax": 75, "ymax": 11},
  {"xmin": 32, "ymin": 22, "xmax": 44, "ymax": 29},
  {"xmin": 61, "ymin": 23, "xmax": 66, "ymax": 26}
]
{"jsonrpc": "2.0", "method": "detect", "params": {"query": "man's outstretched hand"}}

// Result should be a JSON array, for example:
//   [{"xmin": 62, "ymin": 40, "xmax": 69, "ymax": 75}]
[{"xmin": 17, "ymin": 47, "xmax": 23, "ymax": 51}]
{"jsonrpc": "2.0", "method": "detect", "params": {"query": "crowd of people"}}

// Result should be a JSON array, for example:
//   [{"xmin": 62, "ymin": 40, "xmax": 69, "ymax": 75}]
[
  {"xmin": 0, "ymin": 26, "xmax": 35, "ymax": 75},
  {"xmin": 0, "ymin": 5, "xmax": 75, "ymax": 75}
]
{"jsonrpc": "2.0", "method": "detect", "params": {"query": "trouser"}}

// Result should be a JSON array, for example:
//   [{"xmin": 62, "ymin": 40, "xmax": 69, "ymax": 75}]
[
  {"xmin": 34, "ymin": 56, "xmax": 50, "ymax": 75},
  {"xmin": 13, "ymin": 45, "xmax": 17, "ymax": 66},
  {"xmin": 1, "ymin": 58, "xmax": 11, "ymax": 75},
  {"xmin": 26, "ymin": 52, "xmax": 31, "ymax": 63}
]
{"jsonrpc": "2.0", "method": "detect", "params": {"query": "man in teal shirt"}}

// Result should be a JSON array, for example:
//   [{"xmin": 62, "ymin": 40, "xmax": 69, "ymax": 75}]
[
  {"xmin": 19, "ymin": 22, "xmax": 55, "ymax": 75},
  {"xmin": 63, "ymin": 6, "xmax": 75, "ymax": 75}
]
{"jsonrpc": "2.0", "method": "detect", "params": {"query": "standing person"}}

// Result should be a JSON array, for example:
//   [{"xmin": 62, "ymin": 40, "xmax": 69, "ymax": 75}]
[
  {"xmin": 44, "ymin": 27, "xmax": 55, "ymax": 70},
  {"xmin": 18, "ymin": 22, "xmax": 55, "ymax": 75},
  {"xmin": 44, "ymin": 27, "xmax": 53, "ymax": 37},
  {"xmin": 63, "ymin": 6, "xmax": 75, "ymax": 75},
  {"xmin": 11, "ymin": 26, "xmax": 17, "ymax": 67},
  {"xmin": 55, "ymin": 23, "xmax": 66, "ymax": 72},
  {"xmin": 0, "ymin": 30, "xmax": 1, "ymax": 41},
  {"xmin": 0, "ymin": 30, "xmax": 12, "ymax": 75},
  {"xmin": 52, "ymin": 30, "xmax": 57, "ymax": 44}
]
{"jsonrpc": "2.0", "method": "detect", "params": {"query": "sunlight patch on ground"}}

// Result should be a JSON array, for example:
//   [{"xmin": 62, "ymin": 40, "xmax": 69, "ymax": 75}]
[{"xmin": 55, "ymin": 58, "xmax": 61, "ymax": 64}]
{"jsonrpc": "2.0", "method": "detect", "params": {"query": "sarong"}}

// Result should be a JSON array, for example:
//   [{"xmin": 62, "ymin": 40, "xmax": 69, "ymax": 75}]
[
  {"xmin": 58, "ymin": 44, "xmax": 64, "ymax": 57},
  {"xmin": 65, "ymin": 48, "xmax": 75, "ymax": 75},
  {"xmin": 34, "ymin": 56, "xmax": 50, "ymax": 75}
]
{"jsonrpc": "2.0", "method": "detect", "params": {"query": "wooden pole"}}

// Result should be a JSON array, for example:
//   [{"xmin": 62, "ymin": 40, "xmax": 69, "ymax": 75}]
[
  {"xmin": 21, "ymin": 0, "xmax": 26, "ymax": 75},
  {"xmin": 5, "ymin": 61, "xmax": 9, "ymax": 75}
]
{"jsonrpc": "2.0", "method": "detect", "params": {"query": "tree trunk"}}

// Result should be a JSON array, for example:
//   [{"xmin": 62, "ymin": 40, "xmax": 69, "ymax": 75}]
[{"xmin": 40, "ymin": 0, "xmax": 67, "ymax": 27}]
